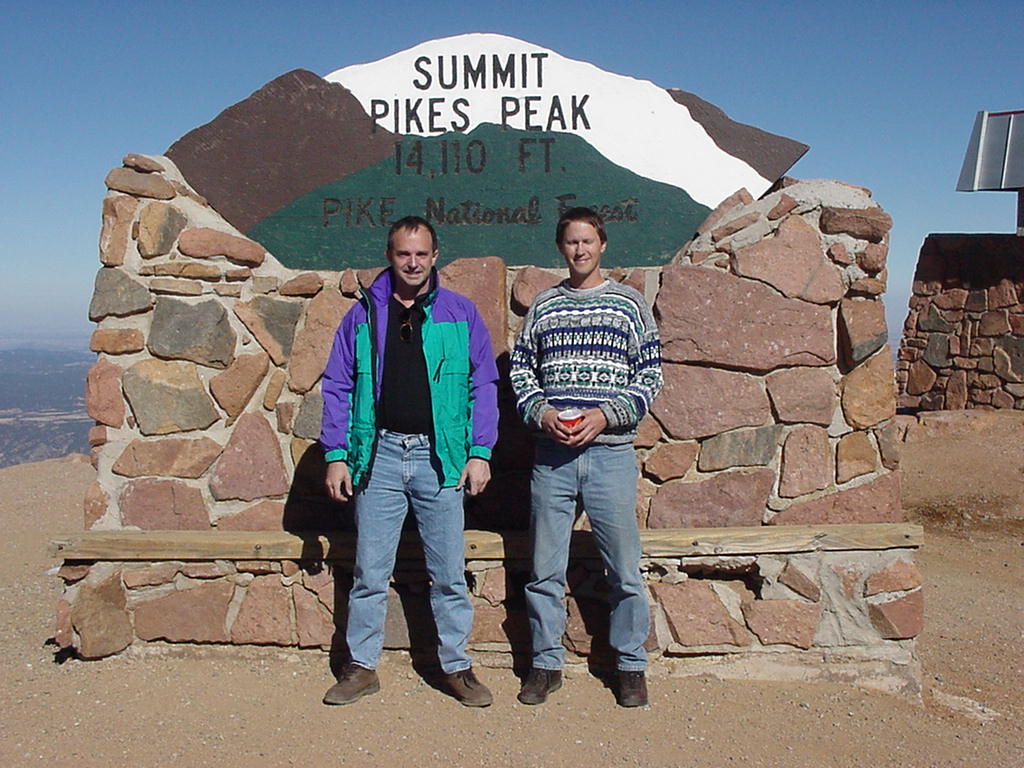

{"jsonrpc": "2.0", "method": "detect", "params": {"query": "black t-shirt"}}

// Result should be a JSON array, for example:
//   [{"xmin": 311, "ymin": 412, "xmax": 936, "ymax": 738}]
[{"xmin": 377, "ymin": 294, "xmax": 433, "ymax": 435}]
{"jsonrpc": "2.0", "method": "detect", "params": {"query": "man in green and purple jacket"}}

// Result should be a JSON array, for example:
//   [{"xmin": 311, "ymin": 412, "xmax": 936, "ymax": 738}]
[{"xmin": 319, "ymin": 216, "xmax": 498, "ymax": 708}]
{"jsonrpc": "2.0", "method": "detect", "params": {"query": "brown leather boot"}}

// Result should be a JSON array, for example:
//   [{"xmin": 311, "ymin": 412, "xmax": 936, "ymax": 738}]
[
  {"xmin": 444, "ymin": 667, "xmax": 493, "ymax": 707},
  {"xmin": 616, "ymin": 670, "xmax": 648, "ymax": 708},
  {"xmin": 517, "ymin": 668, "xmax": 563, "ymax": 705},
  {"xmin": 322, "ymin": 663, "xmax": 380, "ymax": 705}
]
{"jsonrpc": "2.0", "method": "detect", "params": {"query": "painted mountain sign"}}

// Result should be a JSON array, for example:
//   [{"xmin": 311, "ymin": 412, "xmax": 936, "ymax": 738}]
[{"xmin": 166, "ymin": 33, "xmax": 807, "ymax": 270}]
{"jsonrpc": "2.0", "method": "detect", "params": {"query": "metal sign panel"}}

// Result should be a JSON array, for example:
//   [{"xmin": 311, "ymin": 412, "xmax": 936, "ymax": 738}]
[
  {"xmin": 957, "ymin": 109, "xmax": 1024, "ymax": 192},
  {"xmin": 167, "ymin": 34, "xmax": 808, "ymax": 270}
]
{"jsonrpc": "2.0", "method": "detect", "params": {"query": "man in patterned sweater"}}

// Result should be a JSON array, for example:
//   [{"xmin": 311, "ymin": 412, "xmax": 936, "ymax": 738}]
[{"xmin": 510, "ymin": 206, "xmax": 663, "ymax": 708}]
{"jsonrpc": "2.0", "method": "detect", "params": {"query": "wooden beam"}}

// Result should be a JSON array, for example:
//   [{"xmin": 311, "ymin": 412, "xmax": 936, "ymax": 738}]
[
  {"xmin": 50, "ymin": 523, "xmax": 922, "ymax": 562},
  {"xmin": 641, "ymin": 523, "xmax": 923, "ymax": 557}
]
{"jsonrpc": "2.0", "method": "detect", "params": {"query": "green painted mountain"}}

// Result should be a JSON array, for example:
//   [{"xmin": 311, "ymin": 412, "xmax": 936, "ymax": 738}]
[{"xmin": 247, "ymin": 124, "xmax": 710, "ymax": 270}]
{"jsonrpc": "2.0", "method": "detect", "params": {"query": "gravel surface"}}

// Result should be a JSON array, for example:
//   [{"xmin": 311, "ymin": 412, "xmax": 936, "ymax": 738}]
[{"xmin": 1, "ymin": 429, "xmax": 1021, "ymax": 767}]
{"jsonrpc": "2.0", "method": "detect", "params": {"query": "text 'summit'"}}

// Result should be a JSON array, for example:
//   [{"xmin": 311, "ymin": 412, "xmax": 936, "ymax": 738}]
[{"xmin": 367, "ymin": 52, "xmax": 591, "ymax": 134}]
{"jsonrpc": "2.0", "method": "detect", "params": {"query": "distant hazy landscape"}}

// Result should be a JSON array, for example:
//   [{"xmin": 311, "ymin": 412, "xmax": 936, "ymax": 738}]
[{"xmin": 0, "ymin": 348, "xmax": 93, "ymax": 468}]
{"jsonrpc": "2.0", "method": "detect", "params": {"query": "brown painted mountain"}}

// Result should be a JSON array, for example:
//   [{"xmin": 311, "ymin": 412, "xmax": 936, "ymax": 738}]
[
  {"xmin": 166, "ymin": 69, "xmax": 397, "ymax": 234},
  {"xmin": 667, "ymin": 89, "xmax": 808, "ymax": 182},
  {"xmin": 247, "ymin": 123, "xmax": 712, "ymax": 270}
]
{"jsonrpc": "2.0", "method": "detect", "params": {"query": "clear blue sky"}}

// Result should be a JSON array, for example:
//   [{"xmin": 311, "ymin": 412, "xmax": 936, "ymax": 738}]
[{"xmin": 2, "ymin": 0, "xmax": 1020, "ymax": 348}]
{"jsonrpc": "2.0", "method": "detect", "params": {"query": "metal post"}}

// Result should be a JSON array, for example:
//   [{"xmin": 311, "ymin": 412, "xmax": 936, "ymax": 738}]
[{"xmin": 1017, "ymin": 190, "xmax": 1023, "ymax": 237}]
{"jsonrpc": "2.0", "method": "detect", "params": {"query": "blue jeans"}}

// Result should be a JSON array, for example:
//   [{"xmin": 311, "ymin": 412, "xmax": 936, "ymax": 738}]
[
  {"xmin": 346, "ymin": 430, "xmax": 473, "ymax": 675},
  {"xmin": 525, "ymin": 440, "xmax": 648, "ymax": 672}
]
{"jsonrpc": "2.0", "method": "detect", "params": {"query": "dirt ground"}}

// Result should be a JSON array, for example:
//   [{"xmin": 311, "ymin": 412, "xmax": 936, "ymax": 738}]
[{"xmin": 1, "ymin": 414, "xmax": 1022, "ymax": 768}]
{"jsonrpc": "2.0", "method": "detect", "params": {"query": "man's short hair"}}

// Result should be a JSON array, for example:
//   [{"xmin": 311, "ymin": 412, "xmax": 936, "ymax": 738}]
[
  {"xmin": 387, "ymin": 216, "xmax": 438, "ymax": 252},
  {"xmin": 555, "ymin": 207, "xmax": 607, "ymax": 245}
]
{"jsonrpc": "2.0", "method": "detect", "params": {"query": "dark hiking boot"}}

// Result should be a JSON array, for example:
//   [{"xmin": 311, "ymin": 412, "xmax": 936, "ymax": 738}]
[
  {"xmin": 616, "ymin": 670, "xmax": 648, "ymax": 708},
  {"xmin": 517, "ymin": 668, "xmax": 563, "ymax": 705},
  {"xmin": 322, "ymin": 663, "xmax": 380, "ymax": 705},
  {"xmin": 444, "ymin": 667, "xmax": 493, "ymax": 707}
]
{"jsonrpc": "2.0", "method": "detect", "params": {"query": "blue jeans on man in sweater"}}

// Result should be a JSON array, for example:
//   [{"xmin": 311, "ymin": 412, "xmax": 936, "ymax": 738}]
[{"xmin": 525, "ymin": 439, "xmax": 649, "ymax": 672}]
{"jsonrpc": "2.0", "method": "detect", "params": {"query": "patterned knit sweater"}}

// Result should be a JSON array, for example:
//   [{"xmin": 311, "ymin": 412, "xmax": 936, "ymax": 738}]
[{"xmin": 510, "ymin": 279, "xmax": 663, "ymax": 444}]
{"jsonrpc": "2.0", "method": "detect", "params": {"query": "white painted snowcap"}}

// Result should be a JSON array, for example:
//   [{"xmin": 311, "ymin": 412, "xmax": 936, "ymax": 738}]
[{"xmin": 325, "ymin": 33, "xmax": 804, "ymax": 208}]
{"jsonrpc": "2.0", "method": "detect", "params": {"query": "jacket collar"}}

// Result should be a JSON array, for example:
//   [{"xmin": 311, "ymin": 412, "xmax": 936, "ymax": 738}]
[{"xmin": 362, "ymin": 267, "xmax": 439, "ymax": 308}]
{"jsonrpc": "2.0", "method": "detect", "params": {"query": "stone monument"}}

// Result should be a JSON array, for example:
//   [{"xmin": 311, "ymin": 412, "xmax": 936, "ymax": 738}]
[{"xmin": 57, "ymin": 35, "xmax": 920, "ymax": 696}]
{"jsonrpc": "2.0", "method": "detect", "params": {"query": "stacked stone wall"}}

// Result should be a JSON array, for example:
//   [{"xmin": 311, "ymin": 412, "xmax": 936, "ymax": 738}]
[
  {"xmin": 65, "ymin": 155, "xmax": 915, "ymax": 683},
  {"xmin": 57, "ymin": 541, "xmax": 923, "ymax": 694},
  {"xmin": 897, "ymin": 234, "xmax": 1024, "ymax": 410},
  {"xmin": 646, "ymin": 179, "xmax": 900, "ymax": 528},
  {"xmin": 85, "ymin": 157, "xmax": 901, "ymax": 535}
]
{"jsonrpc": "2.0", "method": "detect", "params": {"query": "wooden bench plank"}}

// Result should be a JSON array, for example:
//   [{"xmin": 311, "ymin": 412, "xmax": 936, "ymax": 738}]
[{"xmin": 49, "ymin": 523, "xmax": 922, "ymax": 561}]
